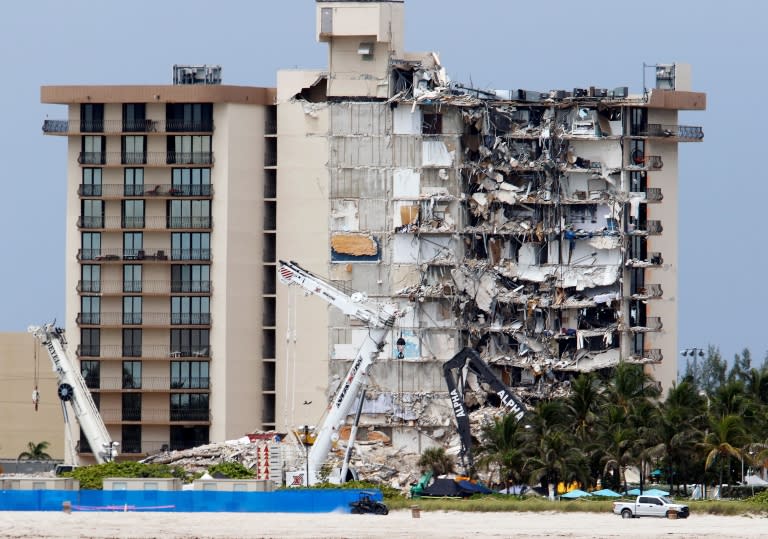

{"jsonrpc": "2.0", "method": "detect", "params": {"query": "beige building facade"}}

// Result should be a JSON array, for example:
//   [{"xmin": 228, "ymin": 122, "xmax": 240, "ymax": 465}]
[
  {"xmin": 41, "ymin": 79, "xmax": 277, "ymax": 462},
  {"xmin": 0, "ymin": 333, "xmax": 63, "ymax": 460},
  {"xmin": 39, "ymin": 1, "xmax": 704, "ymax": 464}
]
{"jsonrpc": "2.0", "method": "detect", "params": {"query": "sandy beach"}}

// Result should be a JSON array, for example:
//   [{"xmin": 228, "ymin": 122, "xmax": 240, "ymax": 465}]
[{"xmin": 0, "ymin": 509, "xmax": 765, "ymax": 538}]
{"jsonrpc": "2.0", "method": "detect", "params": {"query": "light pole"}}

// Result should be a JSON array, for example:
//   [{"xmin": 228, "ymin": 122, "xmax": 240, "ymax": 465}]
[{"xmin": 681, "ymin": 347, "xmax": 706, "ymax": 381}]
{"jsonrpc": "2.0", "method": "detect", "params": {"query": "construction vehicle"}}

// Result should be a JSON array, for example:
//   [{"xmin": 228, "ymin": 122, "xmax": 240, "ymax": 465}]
[
  {"xmin": 278, "ymin": 260, "xmax": 405, "ymax": 485},
  {"xmin": 443, "ymin": 347, "xmax": 527, "ymax": 476},
  {"xmin": 29, "ymin": 323, "xmax": 118, "ymax": 466},
  {"xmin": 349, "ymin": 490, "xmax": 389, "ymax": 515}
]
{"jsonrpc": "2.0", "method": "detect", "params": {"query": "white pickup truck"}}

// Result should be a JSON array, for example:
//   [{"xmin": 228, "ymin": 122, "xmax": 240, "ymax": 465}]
[{"xmin": 613, "ymin": 495, "xmax": 689, "ymax": 519}]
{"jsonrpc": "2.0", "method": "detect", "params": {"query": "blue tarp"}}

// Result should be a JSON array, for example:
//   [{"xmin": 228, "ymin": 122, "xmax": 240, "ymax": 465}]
[{"xmin": 0, "ymin": 488, "xmax": 382, "ymax": 513}]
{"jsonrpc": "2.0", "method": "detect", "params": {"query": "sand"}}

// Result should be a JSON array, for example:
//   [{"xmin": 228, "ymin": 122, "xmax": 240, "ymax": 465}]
[{"xmin": 0, "ymin": 509, "xmax": 765, "ymax": 538}]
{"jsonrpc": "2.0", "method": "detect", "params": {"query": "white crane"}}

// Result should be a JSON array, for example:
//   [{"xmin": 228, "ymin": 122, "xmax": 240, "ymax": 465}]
[
  {"xmin": 278, "ymin": 260, "xmax": 405, "ymax": 485},
  {"xmin": 29, "ymin": 323, "xmax": 118, "ymax": 465}
]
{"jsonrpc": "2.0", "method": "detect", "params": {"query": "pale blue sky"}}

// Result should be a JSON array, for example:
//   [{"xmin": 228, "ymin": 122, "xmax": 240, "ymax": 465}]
[{"xmin": 0, "ymin": 0, "xmax": 762, "ymax": 365}]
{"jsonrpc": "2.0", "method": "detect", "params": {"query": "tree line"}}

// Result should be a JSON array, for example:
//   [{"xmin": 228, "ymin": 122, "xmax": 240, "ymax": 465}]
[{"xmin": 424, "ymin": 347, "xmax": 768, "ymax": 496}]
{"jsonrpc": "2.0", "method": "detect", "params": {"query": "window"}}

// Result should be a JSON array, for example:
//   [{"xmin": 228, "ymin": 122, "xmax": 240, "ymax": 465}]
[
  {"xmin": 123, "ymin": 265, "xmax": 142, "ymax": 293},
  {"xmin": 122, "ymin": 200, "xmax": 145, "ymax": 228},
  {"xmin": 81, "ymin": 264, "xmax": 100, "ymax": 293},
  {"xmin": 80, "ymin": 296, "xmax": 100, "ymax": 324},
  {"xmin": 81, "ymin": 199, "xmax": 104, "ymax": 228},
  {"xmin": 123, "ymin": 328, "xmax": 142, "ymax": 357},
  {"xmin": 170, "ymin": 426, "xmax": 208, "ymax": 450},
  {"xmin": 168, "ymin": 200, "xmax": 210, "ymax": 228},
  {"xmin": 172, "ymin": 168, "xmax": 211, "ymax": 196},
  {"xmin": 124, "ymin": 168, "xmax": 144, "ymax": 196},
  {"xmin": 170, "ymin": 329, "xmax": 209, "ymax": 357},
  {"xmin": 123, "ymin": 296, "xmax": 142, "ymax": 325},
  {"xmin": 81, "ymin": 232, "xmax": 101, "ymax": 260},
  {"xmin": 121, "ymin": 425, "xmax": 141, "ymax": 453},
  {"xmin": 167, "ymin": 135, "xmax": 211, "ymax": 164},
  {"xmin": 123, "ymin": 360, "xmax": 142, "ymax": 389},
  {"xmin": 123, "ymin": 104, "xmax": 146, "ymax": 132},
  {"xmin": 80, "ymin": 328, "xmax": 100, "ymax": 357},
  {"xmin": 166, "ymin": 103, "xmax": 213, "ymax": 132},
  {"xmin": 171, "ymin": 296, "xmax": 210, "ymax": 325},
  {"xmin": 630, "ymin": 107, "xmax": 648, "ymax": 136},
  {"xmin": 122, "ymin": 393, "xmax": 141, "ymax": 421},
  {"xmin": 171, "ymin": 232, "xmax": 210, "ymax": 260},
  {"xmin": 171, "ymin": 361, "xmax": 209, "ymax": 389},
  {"xmin": 170, "ymin": 393, "xmax": 209, "ymax": 421},
  {"xmin": 171, "ymin": 264, "xmax": 210, "ymax": 292},
  {"xmin": 122, "ymin": 135, "xmax": 146, "ymax": 165},
  {"xmin": 123, "ymin": 232, "xmax": 143, "ymax": 259},
  {"xmin": 422, "ymin": 113, "xmax": 443, "ymax": 135},
  {"xmin": 81, "ymin": 135, "xmax": 105, "ymax": 165},
  {"xmin": 81, "ymin": 360, "xmax": 100, "ymax": 389},
  {"xmin": 82, "ymin": 168, "xmax": 102, "ymax": 196},
  {"xmin": 80, "ymin": 103, "xmax": 104, "ymax": 132}
]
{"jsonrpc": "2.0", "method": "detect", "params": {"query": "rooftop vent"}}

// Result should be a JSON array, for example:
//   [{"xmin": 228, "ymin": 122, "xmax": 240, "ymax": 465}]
[{"xmin": 173, "ymin": 65, "xmax": 222, "ymax": 85}]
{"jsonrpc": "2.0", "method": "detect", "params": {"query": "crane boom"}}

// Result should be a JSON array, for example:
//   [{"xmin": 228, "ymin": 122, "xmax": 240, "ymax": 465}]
[
  {"xmin": 29, "ymin": 323, "xmax": 118, "ymax": 465},
  {"xmin": 279, "ymin": 260, "xmax": 404, "ymax": 484}
]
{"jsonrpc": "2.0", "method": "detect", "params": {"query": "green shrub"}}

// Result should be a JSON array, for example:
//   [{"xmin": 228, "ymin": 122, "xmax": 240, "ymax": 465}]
[
  {"xmin": 65, "ymin": 461, "xmax": 184, "ymax": 490},
  {"xmin": 206, "ymin": 461, "xmax": 254, "ymax": 479}
]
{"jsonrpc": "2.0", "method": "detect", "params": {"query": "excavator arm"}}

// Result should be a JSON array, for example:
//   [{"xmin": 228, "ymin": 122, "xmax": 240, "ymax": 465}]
[{"xmin": 443, "ymin": 347, "xmax": 526, "ymax": 474}]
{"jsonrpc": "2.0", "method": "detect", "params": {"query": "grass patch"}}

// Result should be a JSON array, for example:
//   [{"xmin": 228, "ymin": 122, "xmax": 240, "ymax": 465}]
[{"xmin": 388, "ymin": 495, "xmax": 768, "ymax": 516}]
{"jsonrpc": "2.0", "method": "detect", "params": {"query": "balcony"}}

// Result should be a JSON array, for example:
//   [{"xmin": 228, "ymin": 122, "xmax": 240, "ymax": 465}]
[
  {"xmin": 77, "ymin": 152, "xmax": 214, "ymax": 166},
  {"xmin": 77, "ymin": 248, "xmax": 210, "ymax": 262},
  {"xmin": 76, "ymin": 344, "xmax": 210, "ymax": 359},
  {"xmin": 94, "ymin": 376, "xmax": 210, "ymax": 391},
  {"xmin": 631, "ymin": 283, "xmax": 663, "ymax": 300},
  {"xmin": 77, "ymin": 280, "xmax": 212, "ymax": 295},
  {"xmin": 76, "ymin": 312, "xmax": 211, "ymax": 327},
  {"xmin": 640, "ymin": 124, "xmax": 704, "ymax": 141},
  {"xmin": 628, "ymin": 349, "xmax": 663, "ymax": 363},
  {"xmin": 629, "ymin": 220, "xmax": 663, "ymax": 236},
  {"xmin": 625, "ymin": 252, "xmax": 663, "ymax": 268},
  {"xmin": 75, "ymin": 216, "xmax": 211, "ymax": 231},
  {"xmin": 100, "ymin": 408, "xmax": 209, "ymax": 424},
  {"xmin": 79, "ymin": 184, "xmax": 213, "ymax": 198},
  {"xmin": 627, "ymin": 153, "xmax": 663, "ymax": 171},
  {"xmin": 43, "ymin": 119, "xmax": 213, "ymax": 135},
  {"xmin": 629, "ymin": 316, "xmax": 663, "ymax": 332}
]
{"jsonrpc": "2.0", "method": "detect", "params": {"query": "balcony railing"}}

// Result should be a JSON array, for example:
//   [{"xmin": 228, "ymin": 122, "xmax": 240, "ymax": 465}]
[
  {"xmin": 630, "ymin": 317, "xmax": 663, "ymax": 331},
  {"xmin": 625, "ymin": 252, "xmax": 663, "ymax": 268},
  {"xmin": 77, "ymin": 280, "xmax": 212, "ymax": 294},
  {"xmin": 631, "ymin": 283, "xmax": 663, "ymax": 299},
  {"xmin": 43, "ymin": 119, "xmax": 214, "ymax": 134},
  {"xmin": 79, "ymin": 184, "xmax": 213, "ymax": 198},
  {"xmin": 76, "ymin": 344, "xmax": 210, "ymax": 359},
  {"xmin": 76, "ymin": 312, "xmax": 211, "ymax": 326},
  {"xmin": 76, "ymin": 216, "xmax": 211, "ymax": 230},
  {"xmin": 77, "ymin": 152, "xmax": 214, "ymax": 166},
  {"xmin": 628, "ymin": 154, "xmax": 663, "ymax": 170},
  {"xmin": 94, "ymin": 376, "xmax": 210, "ymax": 390},
  {"xmin": 640, "ymin": 124, "xmax": 704, "ymax": 141},
  {"xmin": 77, "ymin": 248, "xmax": 210, "ymax": 262},
  {"xmin": 645, "ymin": 187, "xmax": 663, "ymax": 202},
  {"xmin": 629, "ymin": 348, "xmax": 663, "ymax": 362},
  {"xmin": 100, "ymin": 408, "xmax": 208, "ymax": 423},
  {"xmin": 630, "ymin": 220, "xmax": 663, "ymax": 236}
]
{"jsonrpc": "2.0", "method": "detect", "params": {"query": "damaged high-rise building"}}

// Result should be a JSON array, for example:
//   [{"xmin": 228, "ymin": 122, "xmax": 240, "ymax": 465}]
[
  {"xmin": 39, "ymin": 0, "xmax": 704, "ymax": 464},
  {"xmin": 276, "ymin": 0, "xmax": 705, "ymax": 454}
]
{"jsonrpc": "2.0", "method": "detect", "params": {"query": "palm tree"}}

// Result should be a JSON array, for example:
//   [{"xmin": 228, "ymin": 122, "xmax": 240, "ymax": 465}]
[
  {"xmin": 475, "ymin": 413, "xmax": 525, "ymax": 490},
  {"xmin": 700, "ymin": 415, "xmax": 748, "ymax": 495},
  {"xmin": 524, "ymin": 429, "xmax": 590, "ymax": 498},
  {"xmin": 417, "ymin": 446, "xmax": 455, "ymax": 477},
  {"xmin": 17, "ymin": 441, "xmax": 52, "ymax": 461}
]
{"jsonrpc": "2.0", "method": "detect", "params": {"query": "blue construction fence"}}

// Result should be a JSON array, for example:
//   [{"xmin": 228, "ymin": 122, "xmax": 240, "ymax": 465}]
[{"xmin": 0, "ymin": 488, "xmax": 383, "ymax": 513}]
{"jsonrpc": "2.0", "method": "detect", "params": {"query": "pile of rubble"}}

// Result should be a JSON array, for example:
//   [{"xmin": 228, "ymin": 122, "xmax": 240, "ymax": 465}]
[{"xmin": 139, "ymin": 405, "xmax": 520, "ymax": 491}]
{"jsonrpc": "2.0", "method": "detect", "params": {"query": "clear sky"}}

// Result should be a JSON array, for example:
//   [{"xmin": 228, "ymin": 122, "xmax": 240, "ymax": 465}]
[{"xmin": 0, "ymin": 0, "xmax": 762, "ymax": 366}]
